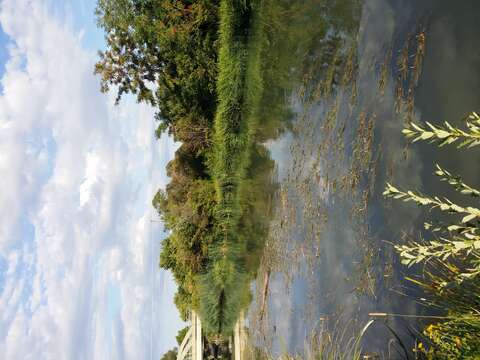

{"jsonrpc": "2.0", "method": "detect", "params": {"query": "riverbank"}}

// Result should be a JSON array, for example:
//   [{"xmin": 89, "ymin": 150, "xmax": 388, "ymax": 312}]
[{"xmin": 198, "ymin": 0, "xmax": 268, "ymax": 336}]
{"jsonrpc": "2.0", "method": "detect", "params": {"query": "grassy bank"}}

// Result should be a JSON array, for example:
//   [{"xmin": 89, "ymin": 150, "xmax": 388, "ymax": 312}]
[{"xmin": 197, "ymin": 0, "xmax": 267, "ymax": 336}]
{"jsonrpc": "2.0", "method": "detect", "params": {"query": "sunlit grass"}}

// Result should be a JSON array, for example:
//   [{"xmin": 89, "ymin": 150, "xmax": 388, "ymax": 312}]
[{"xmin": 197, "ymin": 0, "xmax": 267, "ymax": 337}]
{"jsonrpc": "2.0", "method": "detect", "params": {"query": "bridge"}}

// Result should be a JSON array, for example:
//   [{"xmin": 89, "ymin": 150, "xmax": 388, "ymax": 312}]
[{"xmin": 177, "ymin": 311, "xmax": 246, "ymax": 360}]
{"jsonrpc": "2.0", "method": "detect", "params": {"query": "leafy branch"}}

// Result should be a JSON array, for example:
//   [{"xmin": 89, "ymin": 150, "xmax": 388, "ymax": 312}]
[
  {"xmin": 402, "ymin": 112, "xmax": 480, "ymax": 148},
  {"xmin": 396, "ymin": 238, "xmax": 480, "ymax": 267},
  {"xmin": 424, "ymin": 221, "xmax": 480, "ymax": 237},
  {"xmin": 434, "ymin": 164, "xmax": 480, "ymax": 197},
  {"xmin": 386, "ymin": 110, "xmax": 480, "ymax": 357},
  {"xmin": 383, "ymin": 183, "xmax": 480, "ymax": 223}
]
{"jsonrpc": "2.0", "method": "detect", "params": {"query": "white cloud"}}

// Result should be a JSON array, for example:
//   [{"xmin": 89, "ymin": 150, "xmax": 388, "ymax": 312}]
[{"xmin": 0, "ymin": 0, "xmax": 183, "ymax": 359}]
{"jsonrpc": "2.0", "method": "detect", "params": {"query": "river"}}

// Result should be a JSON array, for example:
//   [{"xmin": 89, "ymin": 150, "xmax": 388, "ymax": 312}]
[{"xmin": 244, "ymin": 0, "xmax": 480, "ymax": 357}]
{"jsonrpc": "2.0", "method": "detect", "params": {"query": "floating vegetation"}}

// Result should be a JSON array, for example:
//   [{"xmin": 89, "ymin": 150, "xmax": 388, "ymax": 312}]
[
  {"xmin": 246, "ymin": 4, "xmax": 440, "ymax": 357},
  {"xmin": 412, "ymin": 31, "xmax": 426, "ymax": 87},
  {"xmin": 393, "ymin": 30, "xmax": 427, "ymax": 121},
  {"xmin": 397, "ymin": 35, "xmax": 410, "ymax": 82},
  {"xmin": 378, "ymin": 48, "xmax": 391, "ymax": 98}
]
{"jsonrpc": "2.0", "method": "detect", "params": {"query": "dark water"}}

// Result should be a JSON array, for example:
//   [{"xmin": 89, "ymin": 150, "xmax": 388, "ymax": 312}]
[{"xmin": 245, "ymin": 0, "xmax": 480, "ymax": 357}]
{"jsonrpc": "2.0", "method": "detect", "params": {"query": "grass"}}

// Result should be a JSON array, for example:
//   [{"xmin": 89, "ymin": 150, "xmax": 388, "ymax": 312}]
[
  {"xmin": 197, "ymin": 0, "xmax": 267, "ymax": 337},
  {"xmin": 243, "ymin": 319, "xmax": 375, "ymax": 360}
]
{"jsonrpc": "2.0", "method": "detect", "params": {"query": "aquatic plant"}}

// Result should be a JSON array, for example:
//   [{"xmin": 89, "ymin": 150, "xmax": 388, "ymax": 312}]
[{"xmin": 254, "ymin": 319, "xmax": 369, "ymax": 360}]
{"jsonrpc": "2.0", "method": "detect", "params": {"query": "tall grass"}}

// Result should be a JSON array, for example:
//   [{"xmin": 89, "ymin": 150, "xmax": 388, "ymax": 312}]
[
  {"xmin": 197, "ymin": 0, "xmax": 267, "ymax": 337},
  {"xmin": 246, "ymin": 319, "xmax": 374, "ymax": 360},
  {"xmin": 384, "ymin": 112, "xmax": 480, "ymax": 358}
]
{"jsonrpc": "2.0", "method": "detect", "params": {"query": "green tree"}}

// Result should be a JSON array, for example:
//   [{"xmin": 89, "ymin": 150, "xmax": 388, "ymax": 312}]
[
  {"xmin": 160, "ymin": 348, "xmax": 177, "ymax": 360},
  {"xmin": 95, "ymin": 0, "xmax": 220, "ymax": 143},
  {"xmin": 176, "ymin": 326, "xmax": 189, "ymax": 346}
]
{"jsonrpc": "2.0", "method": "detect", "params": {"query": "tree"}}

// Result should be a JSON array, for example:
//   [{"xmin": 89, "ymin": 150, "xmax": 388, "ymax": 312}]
[
  {"xmin": 176, "ymin": 326, "xmax": 189, "ymax": 346},
  {"xmin": 95, "ymin": 0, "xmax": 220, "ymax": 142},
  {"xmin": 160, "ymin": 348, "xmax": 177, "ymax": 360}
]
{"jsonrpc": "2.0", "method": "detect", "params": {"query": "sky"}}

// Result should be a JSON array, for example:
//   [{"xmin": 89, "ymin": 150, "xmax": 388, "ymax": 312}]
[{"xmin": 0, "ymin": 0, "xmax": 183, "ymax": 358}]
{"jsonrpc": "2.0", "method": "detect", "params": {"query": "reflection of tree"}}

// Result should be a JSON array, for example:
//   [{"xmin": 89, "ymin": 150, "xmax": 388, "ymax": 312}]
[
  {"xmin": 260, "ymin": 0, "xmax": 362, "ymax": 105},
  {"xmin": 240, "ymin": 145, "xmax": 277, "ymax": 275}
]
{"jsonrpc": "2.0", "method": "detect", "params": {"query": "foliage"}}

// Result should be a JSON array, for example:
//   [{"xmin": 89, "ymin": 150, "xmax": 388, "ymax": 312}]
[
  {"xmin": 192, "ymin": 0, "xmax": 277, "ymax": 337},
  {"xmin": 154, "ymin": 149, "xmax": 217, "ymax": 320},
  {"xmin": 160, "ymin": 348, "xmax": 177, "ymax": 360},
  {"xmin": 421, "ymin": 318, "xmax": 480, "ymax": 359},
  {"xmin": 150, "ymin": 0, "xmax": 276, "ymax": 336},
  {"xmin": 95, "ymin": 0, "xmax": 219, "ymax": 147},
  {"xmin": 403, "ymin": 112, "xmax": 480, "ymax": 148},
  {"xmin": 176, "ymin": 326, "xmax": 189, "ymax": 346},
  {"xmin": 97, "ymin": 0, "xmax": 283, "ymax": 341},
  {"xmin": 384, "ymin": 170, "xmax": 480, "ymax": 284},
  {"xmin": 384, "ymin": 112, "xmax": 480, "ymax": 358}
]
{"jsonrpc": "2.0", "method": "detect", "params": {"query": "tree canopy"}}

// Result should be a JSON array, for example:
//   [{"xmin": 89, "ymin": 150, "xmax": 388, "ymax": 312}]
[
  {"xmin": 95, "ymin": 0, "xmax": 220, "ymax": 146},
  {"xmin": 159, "ymin": 348, "xmax": 177, "ymax": 360}
]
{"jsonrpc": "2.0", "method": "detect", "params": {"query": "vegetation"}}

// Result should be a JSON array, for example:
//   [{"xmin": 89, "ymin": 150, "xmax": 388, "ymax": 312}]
[
  {"xmin": 96, "ymin": 0, "xmax": 479, "ymax": 357},
  {"xmin": 196, "ymin": 0, "xmax": 268, "ymax": 336},
  {"xmin": 384, "ymin": 112, "xmax": 480, "ymax": 359},
  {"xmin": 152, "ymin": 0, "xmax": 284, "ymax": 338},
  {"xmin": 153, "ymin": 146, "xmax": 216, "ymax": 320},
  {"xmin": 95, "ymin": 0, "xmax": 219, "ymax": 148},
  {"xmin": 244, "ymin": 319, "xmax": 376, "ymax": 360},
  {"xmin": 160, "ymin": 348, "xmax": 177, "ymax": 360},
  {"xmin": 96, "ymin": 0, "xmax": 280, "ymax": 341}
]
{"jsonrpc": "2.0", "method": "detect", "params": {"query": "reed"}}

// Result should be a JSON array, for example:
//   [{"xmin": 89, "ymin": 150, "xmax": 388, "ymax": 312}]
[{"xmin": 197, "ymin": 0, "xmax": 268, "ymax": 337}]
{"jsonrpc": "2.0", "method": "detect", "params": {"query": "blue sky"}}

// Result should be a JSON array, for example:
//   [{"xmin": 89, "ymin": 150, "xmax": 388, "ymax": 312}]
[
  {"xmin": 0, "ymin": 27, "xmax": 8, "ymax": 78},
  {"xmin": 0, "ymin": 0, "xmax": 183, "ymax": 358},
  {"xmin": 0, "ymin": 0, "xmax": 103, "ymax": 79}
]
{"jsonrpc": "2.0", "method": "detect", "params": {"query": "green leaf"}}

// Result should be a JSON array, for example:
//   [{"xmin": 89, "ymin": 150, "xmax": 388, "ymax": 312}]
[
  {"xmin": 420, "ymin": 132, "xmax": 434, "ymax": 140},
  {"xmin": 462, "ymin": 214, "xmax": 477, "ymax": 223},
  {"xmin": 453, "ymin": 241, "xmax": 469, "ymax": 250},
  {"xmin": 447, "ymin": 225, "xmax": 461, "ymax": 231},
  {"xmin": 439, "ymin": 203, "xmax": 450, "ymax": 211},
  {"xmin": 435, "ymin": 130, "xmax": 450, "ymax": 139},
  {"xmin": 411, "ymin": 123, "xmax": 423, "ymax": 131}
]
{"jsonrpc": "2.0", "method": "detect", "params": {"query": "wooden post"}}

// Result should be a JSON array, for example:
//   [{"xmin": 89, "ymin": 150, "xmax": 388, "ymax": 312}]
[
  {"xmin": 177, "ymin": 311, "xmax": 203, "ymax": 360},
  {"xmin": 191, "ymin": 313, "xmax": 196, "ymax": 360},
  {"xmin": 196, "ymin": 313, "xmax": 203, "ymax": 360},
  {"xmin": 234, "ymin": 311, "xmax": 245, "ymax": 360}
]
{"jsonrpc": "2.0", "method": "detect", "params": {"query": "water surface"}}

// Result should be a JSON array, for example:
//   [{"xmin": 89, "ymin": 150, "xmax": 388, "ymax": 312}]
[{"xmin": 245, "ymin": 0, "xmax": 480, "ymax": 356}]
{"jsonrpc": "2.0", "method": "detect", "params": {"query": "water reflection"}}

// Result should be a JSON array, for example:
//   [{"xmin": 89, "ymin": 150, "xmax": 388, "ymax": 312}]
[{"xmin": 244, "ymin": 0, "xmax": 480, "ymax": 357}]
